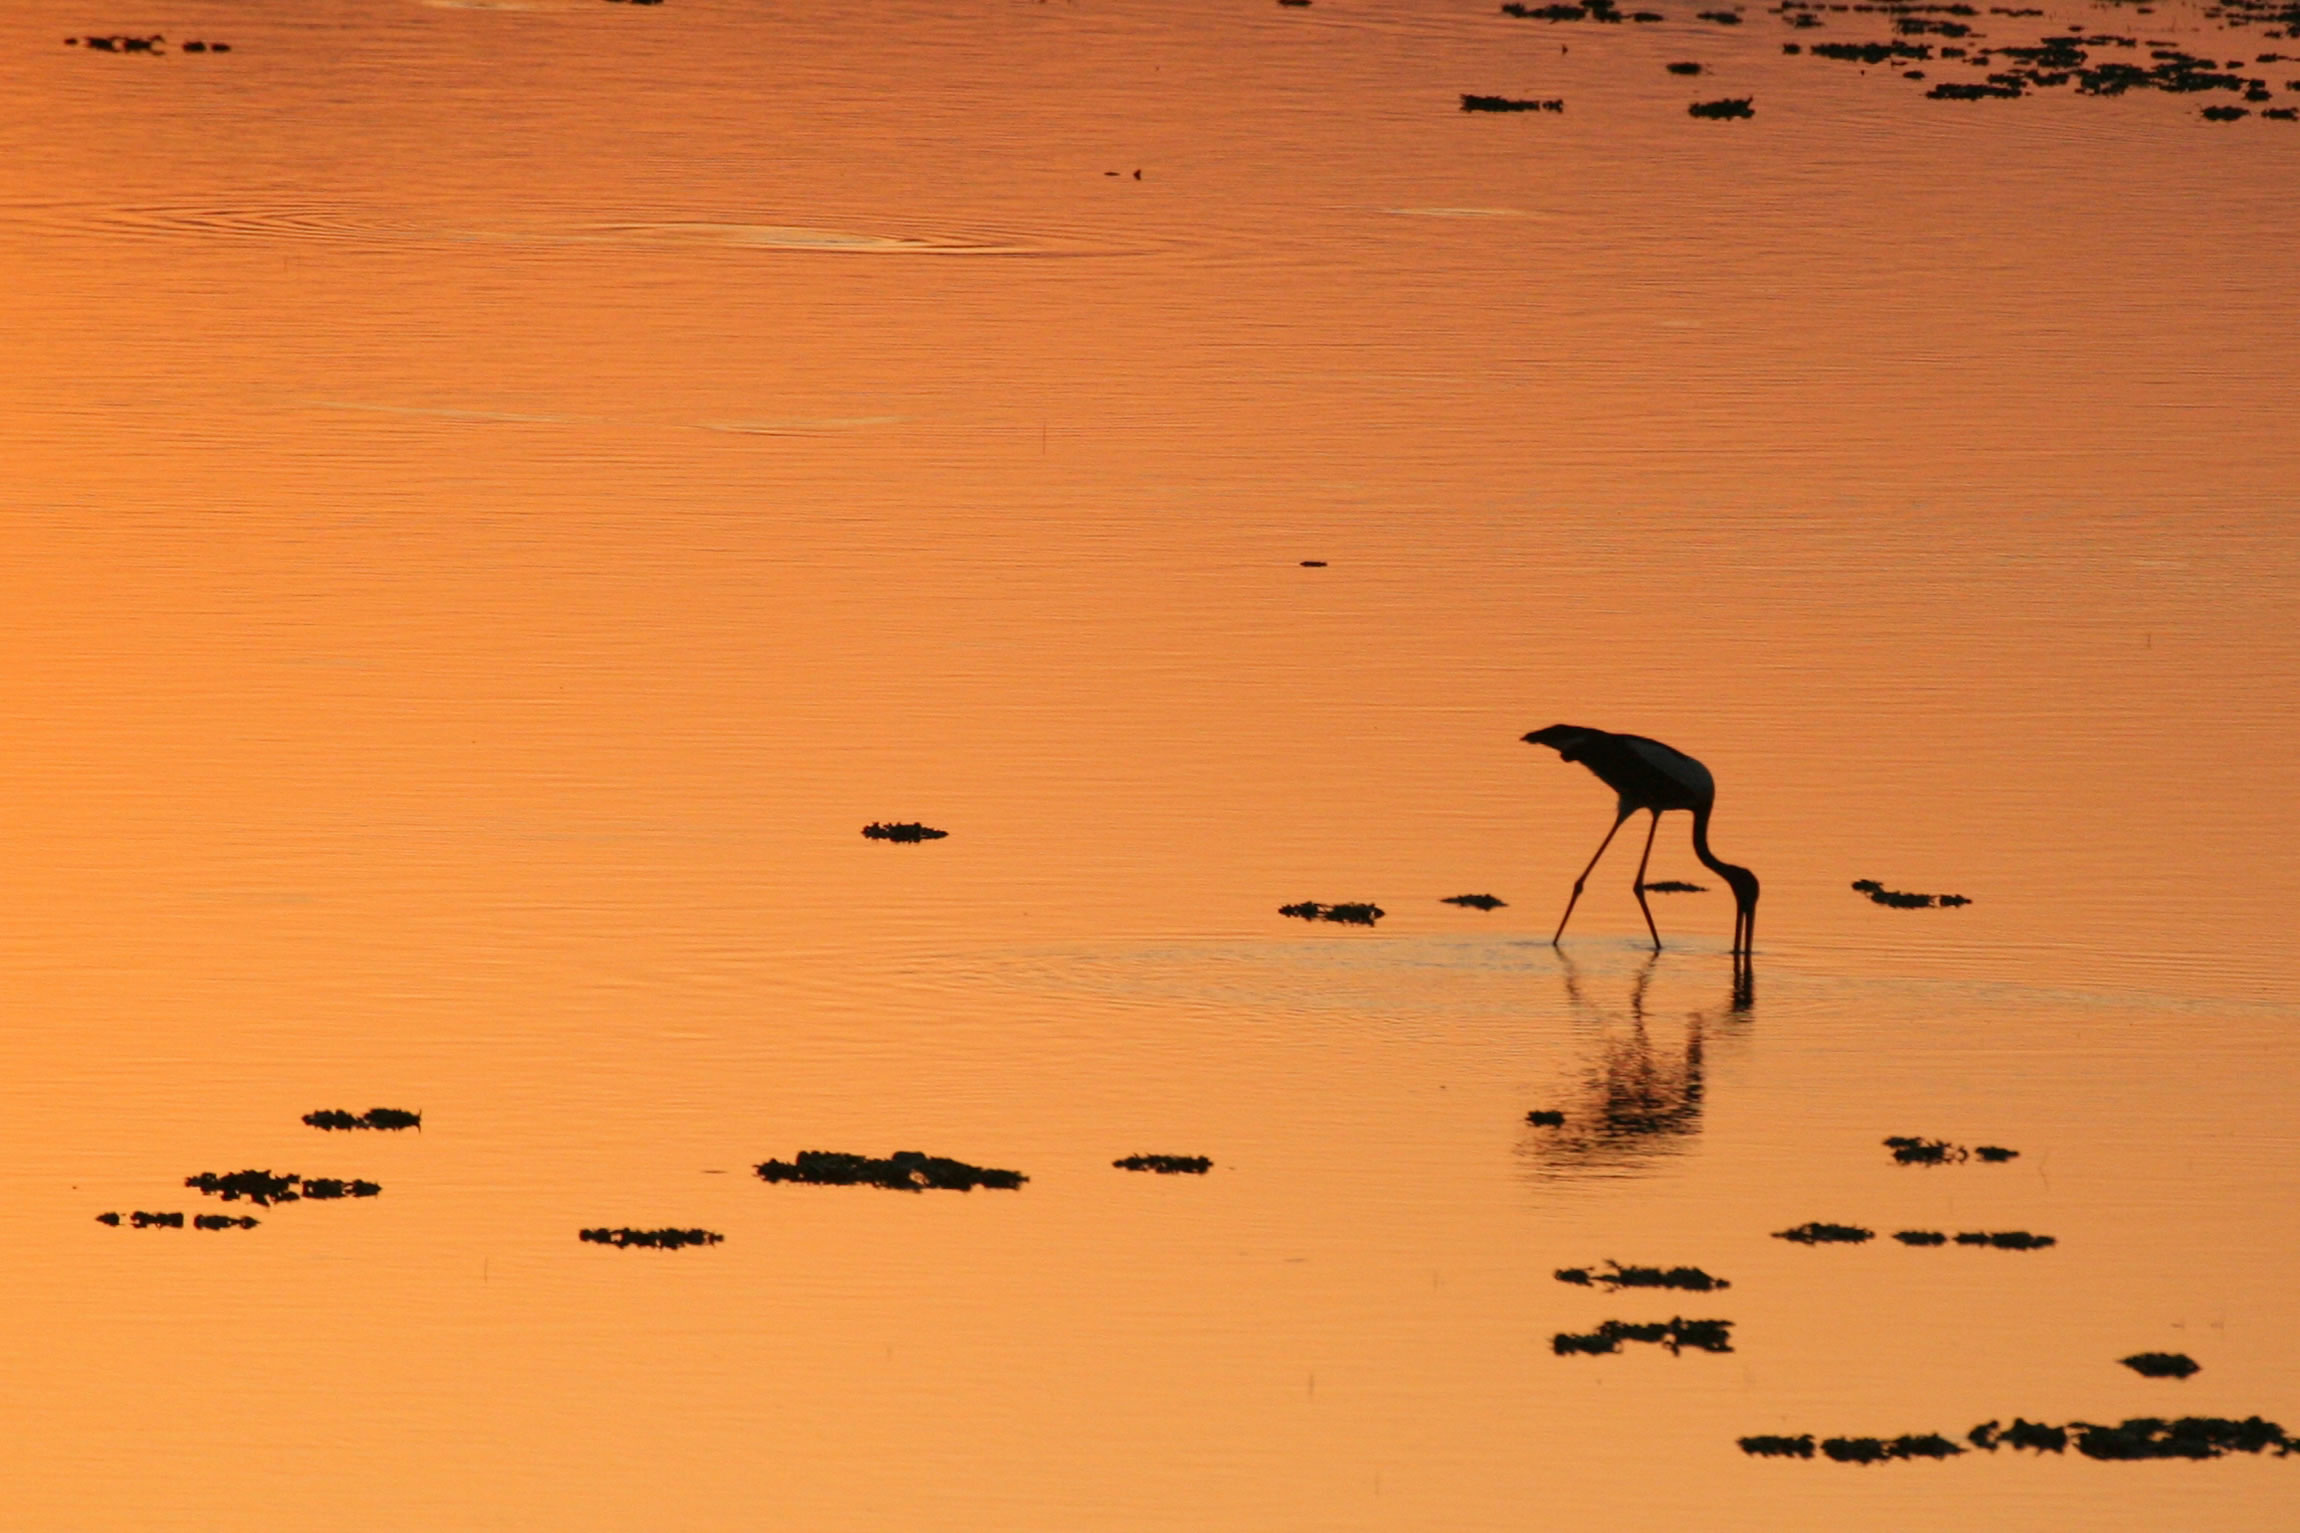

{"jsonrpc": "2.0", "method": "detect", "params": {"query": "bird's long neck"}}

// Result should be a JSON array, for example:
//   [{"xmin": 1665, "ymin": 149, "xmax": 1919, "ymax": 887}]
[
  {"xmin": 1690, "ymin": 803, "xmax": 1754, "ymax": 892},
  {"xmin": 1690, "ymin": 803, "xmax": 1729, "ymax": 878}
]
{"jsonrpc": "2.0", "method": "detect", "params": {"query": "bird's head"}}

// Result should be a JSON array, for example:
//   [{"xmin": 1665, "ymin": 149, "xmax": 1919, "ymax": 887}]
[
  {"xmin": 1719, "ymin": 863, "xmax": 1760, "ymax": 917},
  {"xmin": 1522, "ymin": 724, "xmax": 1595, "ymax": 758}
]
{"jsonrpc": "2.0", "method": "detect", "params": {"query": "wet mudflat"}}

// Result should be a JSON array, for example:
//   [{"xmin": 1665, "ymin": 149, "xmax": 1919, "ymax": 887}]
[{"xmin": 2, "ymin": 0, "xmax": 2297, "ymax": 1527}]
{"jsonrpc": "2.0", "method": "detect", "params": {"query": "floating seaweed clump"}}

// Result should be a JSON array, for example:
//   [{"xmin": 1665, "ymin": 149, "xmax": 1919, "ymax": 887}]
[
  {"xmin": 1775, "ymin": 1416, "xmax": 2295, "ymax": 1462},
  {"xmin": 1462, "ymin": 94, "xmax": 1567, "ymax": 111},
  {"xmin": 1555, "ymin": 1260, "xmax": 1730, "ymax": 1292},
  {"xmin": 95, "ymin": 1211, "xmax": 187, "ymax": 1228},
  {"xmin": 1852, "ymin": 879, "xmax": 1971, "ymax": 908},
  {"xmin": 2068, "ymin": 1416, "xmax": 2291, "ymax": 1460},
  {"xmin": 1114, "ymin": 1154, "xmax": 1212, "ymax": 1174},
  {"xmin": 1885, "ymin": 1134, "xmax": 2016, "ymax": 1165},
  {"xmin": 1774, "ymin": 1220, "xmax": 1873, "ymax": 1244},
  {"xmin": 1955, "ymin": 1230, "xmax": 2054, "ymax": 1249},
  {"xmin": 862, "ymin": 821, "xmax": 947, "ymax": 842},
  {"xmin": 1639, "ymin": 879, "xmax": 1706, "ymax": 893},
  {"xmin": 1969, "ymin": 1418, "xmax": 2069, "ymax": 1453},
  {"xmin": 1739, "ymin": 1434, "xmax": 1816, "ymax": 1458},
  {"xmin": 1893, "ymin": 1229, "xmax": 1949, "ymax": 1245},
  {"xmin": 1667, "ymin": 60, "xmax": 1706, "ymax": 73},
  {"xmin": 1442, "ymin": 893, "xmax": 1507, "ymax": 910},
  {"xmin": 1689, "ymin": 96, "xmax": 1756, "ymax": 116},
  {"xmin": 194, "ymin": 1214, "xmax": 260, "ymax": 1230},
  {"xmin": 2121, "ymin": 1352, "xmax": 2201, "ymax": 1379},
  {"xmin": 1278, "ymin": 900, "xmax": 1384, "ymax": 926},
  {"xmin": 1525, "ymin": 1109, "xmax": 1566, "ymax": 1126},
  {"xmin": 1822, "ymin": 1434, "xmax": 1965, "ymax": 1463},
  {"xmin": 1553, "ymin": 1317, "xmax": 1733, "ymax": 1355},
  {"xmin": 580, "ymin": 1227, "xmax": 721, "ymax": 1248},
  {"xmin": 184, "ymin": 1170, "xmax": 378, "ymax": 1204},
  {"xmin": 755, "ymin": 1149, "xmax": 1026, "ymax": 1192},
  {"xmin": 304, "ymin": 1107, "xmax": 422, "ymax": 1131}
]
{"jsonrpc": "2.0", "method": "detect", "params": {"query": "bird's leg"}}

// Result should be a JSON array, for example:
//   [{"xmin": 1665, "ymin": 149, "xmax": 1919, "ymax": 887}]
[
  {"xmin": 1552, "ymin": 809, "xmax": 1631, "ymax": 946},
  {"xmin": 1632, "ymin": 809, "xmax": 1662, "ymax": 951}
]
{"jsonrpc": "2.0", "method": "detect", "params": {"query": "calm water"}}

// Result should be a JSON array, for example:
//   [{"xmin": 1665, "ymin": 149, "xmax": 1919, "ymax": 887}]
[{"xmin": 5, "ymin": 0, "xmax": 2299, "ymax": 1525}]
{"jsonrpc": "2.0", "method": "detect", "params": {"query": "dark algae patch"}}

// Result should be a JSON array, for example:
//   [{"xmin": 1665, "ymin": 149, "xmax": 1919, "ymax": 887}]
[
  {"xmin": 1461, "ymin": 94, "xmax": 1567, "ymax": 111},
  {"xmin": 1955, "ymin": 1229, "xmax": 2054, "ymax": 1249},
  {"xmin": 1886, "ymin": 1134, "xmax": 2017, "ymax": 1165},
  {"xmin": 1739, "ymin": 1434, "xmax": 1815, "ymax": 1458},
  {"xmin": 1278, "ymin": 900, "xmax": 1384, "ymax": 926},
  {"xmin": 1442, "ymin": 893, "xmax": 1507, "ymax": 909},
  {"xmin": 580, "ymin": 1227, "xmax": 722, "ymax": 1248},
  {"xmin": 186, "ymin": 1170, "xmax": 378, "ymax": 1204},
  {"xmin": 1555, "ymin": 1260, "xmax": 1730, "ymax": 1292},
  {"xmin": 862, "ymin": 821, "xmax": 947, "ymax": 842},
  {"xmin": 193, "ymin": 1214, "xmax": 260, "ymax": 1230},
  {"xmin": 2121, "ymin": 1352, "xmax": 2201, "ymax": 1379},
  {"xmin": 1893, "ymin": 1229, "xmax": 1949, "ymax": 1245},
  {"xmin": 1688, "ymin": 95, "xmax": 1756, "ymax": 115},
  {"xmin": 1553, "ymin": 1317, "xmax": 1733, "ymax": 1355},
  {"xmin": 755, "ymin": 1149, "xmax": 1026, "ymax": 1192},
  {"xmin": 97, "ymin": 1211, "xmax": 192, "ymax": 1228},
  {"xmin": 1853, "ymin": 879, "xmax": 1971, "ymax": 908},
  {"xmin": 1822, "ymin": 1434, "xmax": 1965, "ymax": 1463},
  {"xmin": 1774, "ymin": 1220, "xmax": 1873, "ymax": 1244},
  {"xmin": 1638, "ymin": 879, "xmax": 1706, "ymax": 893},
  {"xmin": 1114, "ymin": 1154, "xmax": 1212, "ymax": 1174},
  {"xmin": 1969, "ymin": 1418, "xmax": 2069, "ymax": 1453},
  {"xmin": 304, "ymin": 1107, "xmax": 422, "ymax": 1131},
  {"xmin": 1767, "ymin": 1416, "xmax": 2297, "ymax": 1462}
]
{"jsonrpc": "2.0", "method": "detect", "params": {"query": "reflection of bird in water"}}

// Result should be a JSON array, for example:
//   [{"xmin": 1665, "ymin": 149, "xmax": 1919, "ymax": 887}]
[
  {"xmin": 1521, "ymin": 953, "xmax": 1748, "ymax": 1175},
  {"xmin": 1522, "ymin": 724, "xmax": 1759, "ymax": 955}
]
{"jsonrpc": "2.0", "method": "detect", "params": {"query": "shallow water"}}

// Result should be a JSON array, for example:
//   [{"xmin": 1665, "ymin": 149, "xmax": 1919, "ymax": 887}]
[{"xmin": 5, "ymin": 0, "xmax": 2299, "ymax": 1525}]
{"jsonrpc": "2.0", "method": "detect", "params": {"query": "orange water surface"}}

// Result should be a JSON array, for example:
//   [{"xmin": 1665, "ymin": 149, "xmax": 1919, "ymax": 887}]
[{"xmin": 3, "ymin": 0, "xmax": 2298, "ymax": 1526}]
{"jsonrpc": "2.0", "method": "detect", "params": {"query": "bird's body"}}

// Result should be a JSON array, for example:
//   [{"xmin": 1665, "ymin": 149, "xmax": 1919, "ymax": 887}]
[{"xmin": 1522, "ymin": 724, "xmax": 1758, "ymax": 955}]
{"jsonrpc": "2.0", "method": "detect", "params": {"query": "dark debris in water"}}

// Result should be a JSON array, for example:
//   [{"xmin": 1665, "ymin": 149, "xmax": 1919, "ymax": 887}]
[
  {"xmin": 1667, "ymin": 59, "xmax": 1707, "ymax": 72},
  {"xmin": 1774, "ymin": 1220, "xmax": 1873, "ymax": 1244},
  {"xmin": 1279, "ymin": 900, "xmax": 1384, "ymax": 926},
  {"xmin": 185, "ymin": 1170, "xmax": 378, "ymax": 1205},
  {"xmin": 304, "ymin": 1107, "xmax": 422, "ymax": 1131},
  {"xmin": 1555, "ymin": 1260, "xmax": 1730, "ymax": 1292},
  {"xmin": 1114, "ymin": 1154, "xmax": 1212, "ymax": 1174},
  {"xmin": 96, "ymin": 1211, "xmax": 188, "ymax": 1228},
  {"xmin": 1462, "ymin": 93, "xmax": 1567, "ymax": 111},
  {"xmin": 580, "ymin": 1227, "xmax": 722, "ymax": 1247},
  {"xmin": 1853, "ymin": 879, "xmax": 1971, "ymax": 908},
  {"xmin": 1638, "ymin": 879, "xmax": 1706, "ymax": 893},
  {"xmin": 1525, "ymin": 1109, "xmax": 1566, "ymax": 1126},
  {"xmin": 2121, "ymin": 1352, "xmax": 2202, "ymax": 1379},
  {"xmin": 1955, "ymin": 1229, "xmax": 2055, "ymax": 1249},
  {"xmin": 755, "ymin": 1149, "xmax": 1026, "ymax": 1192},
  {"xmin": 1442, "ymin": 892, "xmax": 1507, "ymax": 909},
  {"xmin": 1822, "ymin": 1433, "xmax": 1966, "ymax": 1463},
  {"xmin": 862, "ymin": 821, "xmax": 947, "ymax": 842},
  {"xmin": 1766, "ymin": 1415, "xmax": 2297, "ymax": 1462},
  {"xmin": 1894, "ymin": 1229, "xmax": 1949, "ymax": 1245},
  {"xmin": 1553, "ymin": 1316, "xmax": 1733, "ymax": 1355},
  {"xmin": 1688, "ymin": 95, "xmax": 1757, "ymax": 115},
  {"xmin": 1738, "ymin": 1434, "xmax": 1816, "ymax": 1457},
  {"xmin": 1886, "ymin": 1134, "xmax": 2017, "ymax": 1165}
]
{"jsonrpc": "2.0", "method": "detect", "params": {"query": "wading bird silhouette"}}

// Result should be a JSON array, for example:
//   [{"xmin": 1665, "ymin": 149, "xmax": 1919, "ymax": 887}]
[{"xmin": 1522, "ymin": 725, "xmax": 1758, "ymax": 955}]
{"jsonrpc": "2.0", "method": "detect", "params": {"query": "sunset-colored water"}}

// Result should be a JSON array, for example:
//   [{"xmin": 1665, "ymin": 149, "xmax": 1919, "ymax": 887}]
[{"xmin": 5, "ymin": 0, "xmax": 2298, "ymax": 1525}]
